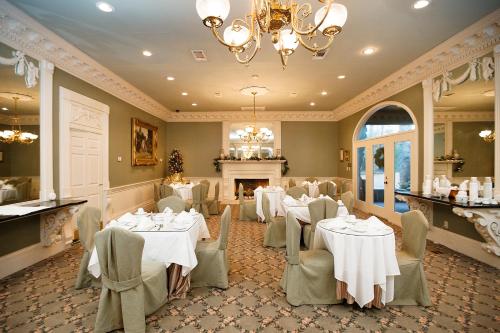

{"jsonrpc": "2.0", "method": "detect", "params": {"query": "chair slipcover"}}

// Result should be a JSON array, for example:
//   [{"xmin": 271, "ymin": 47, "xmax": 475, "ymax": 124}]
[
  {"xmin": 159, "ymin": 184, "xmax": 174, "ymax": 199},
  {"xmin": 288, "ymin": 179, "xmax": 296, "ymax": 188},
  {"xmin": 75, "ymin": 206, "xmax": 101, "ymax": 289},
  {"xmin": 191, "ymin": 184, "xmax": 209, "ymax": 217},
  {"xmin": 327, "ymin": 181, "xmax": 337, "ymax": 199},
  {"xmin": 239, "ymin": 183, "xmax": 258, "ymax": 221},
  {"xmin": 191, "ymin": 205, "xmax": 231, "ymax": 289},
  {"xmin": 262, "ymin": 193, "xmax": 286, "ymax": 248},
  {"xmin": 207, "ymin": 182, "xmax": 220, "ymax": 215},
  {"xmin": 303, "ymin": 199, "xmax": 338, "ymax": 249},
  {"xmin": 341, "ymin": 191, "xmax": 354, "ymax": 214},
  {"xmin": 389, "ymin": 210, "xmax": 431, "ymax": 306},
  {"xmin": 94, "ymin": 228, "xmax": 168, "ymax": 333},
  {"xmin": 157, "ymin": 196, "xmax": 185, "ymax": 214},
  {"xmin": 305, "ymin": 177, "xmax": 318, "ymax": 183},
  {"xmin": 286, "ymin": 186, "xmax": 307, "ymax": 199},
  {"xmin": 153, "ymin": 184, "xmax": 161, "ymax": 203},
  {"xmin": 318, "ymin": 182, "xmax": 328, "ymax": 196},
  {"xmin": 280, "ymin": 212, "xmax": 340, "ymax": 306}
]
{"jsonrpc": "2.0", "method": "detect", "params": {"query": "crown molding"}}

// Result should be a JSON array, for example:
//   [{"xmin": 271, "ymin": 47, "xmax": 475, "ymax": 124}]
[
  {"xmin": 333, "ymin": 9, "xmax": 500, "ymax": 121},
  {"xmin": 0, "ymin": 0, "xmax": 170, "ymax": 121},
  {"xmin": 434, "ymin": 110, "xmax": 494, "ymax": 121},
  {"xmin": 165, "ymin": 110, "xmax": 339, "ymax": 122},
  {"xmin": 0, "ymin": 113, "xmax": 38, "ymax": 125}
]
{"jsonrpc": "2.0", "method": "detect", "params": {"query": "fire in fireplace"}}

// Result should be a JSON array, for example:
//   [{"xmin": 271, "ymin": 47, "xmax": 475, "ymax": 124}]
[{"xmin": 235, "ymin": 178, "xmax": 269, "ymax": 199}]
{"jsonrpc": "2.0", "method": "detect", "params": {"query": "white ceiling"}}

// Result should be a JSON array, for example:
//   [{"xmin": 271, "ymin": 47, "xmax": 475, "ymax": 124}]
[{"xmin": 9, "ymin": 0, "xmax": 500, "ymax": 113}]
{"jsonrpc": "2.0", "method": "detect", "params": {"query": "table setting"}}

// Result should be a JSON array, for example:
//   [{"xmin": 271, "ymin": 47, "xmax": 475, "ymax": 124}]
[
  {"xmin": 169, "ymin": 182, "xmax": 195, "ymax": 200},
  {"xmin": 313, "ymin": 215, "xmax": 400, "ymax": 308},
  {"xmin": 254, "ymin": 185, "xmax": 286, "ymax": 221},
  {"xmin": 302, "ymin": 180, "xmax": 320, "ymax": 198},
  {"xmin": 281, "ymin": 194, "xmax": 338, "ymax": 224}
]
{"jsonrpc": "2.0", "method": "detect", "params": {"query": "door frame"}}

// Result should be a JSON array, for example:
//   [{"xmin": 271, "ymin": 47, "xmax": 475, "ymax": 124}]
[
  {"xmin": 352, "ymin": 101, "xmax": 419, "ymax": 224},
  {"xmin": 59, "ymin": 87, "xmax": 109, "ymax": 219}
]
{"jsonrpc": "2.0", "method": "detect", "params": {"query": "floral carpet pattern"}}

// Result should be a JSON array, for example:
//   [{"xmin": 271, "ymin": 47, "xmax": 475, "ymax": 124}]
[{"xmin": 0, "ymin": 206, "xmax": 499, "ymax": 332}]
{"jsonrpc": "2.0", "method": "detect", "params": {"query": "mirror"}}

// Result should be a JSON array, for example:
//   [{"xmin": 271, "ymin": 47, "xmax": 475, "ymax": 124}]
[
  {"xmin": 433, "ymin": 53, "xmax": 495, "ymax": 183},
  {"xmin": 228, "ymin": 122, "xmax": 275, "ymax": 159},
  {"xmin": 0, "ymin": 42, "xmax": 40, "ymax": 204}
]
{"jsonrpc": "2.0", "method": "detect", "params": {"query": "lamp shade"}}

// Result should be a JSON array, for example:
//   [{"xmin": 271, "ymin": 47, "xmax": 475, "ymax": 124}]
[
  {"xmin": 273, "ymin": 29, "xmax": 299, "ymax": 51},
  {"xmin": 314, "ymin": 3, "xmax": 348, "ymax": 32},
  {"xmin": 196, "ymin": 0, "xmax": 230, "ymax": 22},
  {"xmin": 223, "ymin": 25, "xmax": 250, "ymax": 46}
]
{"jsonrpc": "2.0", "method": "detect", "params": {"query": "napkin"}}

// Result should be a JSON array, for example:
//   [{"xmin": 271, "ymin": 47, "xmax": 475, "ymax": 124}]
[
  {"xmin": 255, "ymin": 186, "xmax": 263, "ymax": 191},
  {"xmin": 189, "ymin": 208, "xmax": 197, "ymax": 215},
  {"xmin": 175, "ymin": 211, "xmax": 194, "ymax": 224},
  {"xmin": 136, "ymin": 216, "xmax": 155, "ymax": 231},
  {"xmin": 162, "ymin": 207, "xmax": 173, "ymax": 215},
  {"xmin": 108, "ymin": 219, "xmax": 134, "ymax": 229},
  {"xmin": 283, "ymin": 195, "xmax": 297, "ymax": 206},
  {"xmin": 117, "ymin": 212, "xmax": 137, "ymax": 224}
]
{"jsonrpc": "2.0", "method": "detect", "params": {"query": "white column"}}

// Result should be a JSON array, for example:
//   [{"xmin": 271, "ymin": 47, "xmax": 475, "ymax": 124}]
[
  {"xmin": 422, "ymin": 78, "xmax": 434, "ymax": 182},
  {"xmin": 222, "ymin": 121, "xmax": 230, "ymax": 156},
  {"xmin": 494, "ymin": 45, "xmax": 500, "ymax": 196},
  {"xmin": 39, "ymin": 60, "xmax": 54, "ymax": 201}
]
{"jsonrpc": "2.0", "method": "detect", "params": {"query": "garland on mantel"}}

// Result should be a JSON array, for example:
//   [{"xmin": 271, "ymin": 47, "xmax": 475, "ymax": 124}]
[{"xmin": 213, "ymin": 156, "xmax": 289, "ymax": 175}]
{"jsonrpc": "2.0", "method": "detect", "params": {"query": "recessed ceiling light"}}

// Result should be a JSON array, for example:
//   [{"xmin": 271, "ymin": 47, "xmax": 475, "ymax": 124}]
[
  {"xmin": 337, "ymin": 75, "xmax": 346, "ymax": 79},
  {"xmin": 413, "ymin": 0, "xmax": 430, "ymax": 9},
  {"xmin": 181, "ymin": 92, "xmax": 188, "ymax": 96},
  {"xmin": 1, "ymin": 107, "xmax": 7, "ymax": 111},
  {"xmin": 192, "ymin": 103, "xmax": 197, "ymax": 106},
  {"xmin": 142, "ymin": 50, "xmax": 152, "ymax": 57},
  {"xmin": 321, "ymin": 91, "xmax": 328, "ymax": 96},
  {"xmin": 166, "ymin": 76, "xmax": 175, "ymax": 81},
  {"xmin": 310, "ymin": 102, "xmax": 316, "ymax": 106},
  {"xmin": 252, "ymin": 74, "xmax": 259, "ymax": 80},
  {"xmin": 96, "ymin": 1, "xmax": 114, "ymax": 12},
  {"xmin": 215, "ymin": 92, "xmax": 222, "ymax": 97},
  {"xmin": 361, "ymin": 47, "xmax": 377, "ymax": 56},
  {"xmin": 290, "ymin": 92, "xmax": 297, "ymax": 97},
  {"xmin": 483, "ymin": 90, "xmax": 495, "ymax": 97}
]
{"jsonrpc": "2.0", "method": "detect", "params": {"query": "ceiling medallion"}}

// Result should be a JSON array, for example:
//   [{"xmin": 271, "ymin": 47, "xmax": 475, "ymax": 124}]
[{"xmin": 196, "ymin": 0, "xmax": 347, "ymax": 69}]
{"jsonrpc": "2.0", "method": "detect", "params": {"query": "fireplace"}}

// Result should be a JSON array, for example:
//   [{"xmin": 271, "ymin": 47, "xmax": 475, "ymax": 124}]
[{"xmin": 235, "ymin": 178, "xmax": 269, "ymax": 199}]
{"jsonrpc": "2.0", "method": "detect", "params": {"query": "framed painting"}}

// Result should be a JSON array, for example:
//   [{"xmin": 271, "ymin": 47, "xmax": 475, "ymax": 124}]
[{"xmin": 131, "ymin": 118, "xmax": 158, "ymax": 166}]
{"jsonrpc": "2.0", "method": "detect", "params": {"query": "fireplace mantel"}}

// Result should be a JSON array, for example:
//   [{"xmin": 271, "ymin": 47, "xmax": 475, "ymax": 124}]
[{"xmin": 219, "ymin": 160, "xmax": 286, "ymax": 164}]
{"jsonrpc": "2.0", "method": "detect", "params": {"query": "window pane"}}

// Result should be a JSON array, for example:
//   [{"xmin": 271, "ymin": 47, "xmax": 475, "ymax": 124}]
[
  {"xmin": 373, "ymin": 144, "xmax": 384, "ymax": 208},
  {"xmin": 394, "ymin": 141, "xmax": 411, "ymax": 213},
  {"xmin": 358, "ymin": 105, "xmax": 414, "ymax": 140},
  {"xmin": 357, "ymin": 147, "xmax": 366, "ymax": 201}
]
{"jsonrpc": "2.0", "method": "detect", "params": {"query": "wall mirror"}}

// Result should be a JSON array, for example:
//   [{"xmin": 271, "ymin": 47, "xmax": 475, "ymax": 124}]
[
  {"xmin": 228, "ymin": 122, "xmax": 275, "ymax": 159},
  {"xmin": 0, "ymin": 42, "xmax": 40, "ymax": 205},
  {"xmin": 433, "ymin": 52, "xmax": 495, "ymax": 183}
]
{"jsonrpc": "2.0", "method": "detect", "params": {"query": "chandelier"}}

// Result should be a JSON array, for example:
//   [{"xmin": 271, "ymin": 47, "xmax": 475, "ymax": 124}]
[
  {"xmin": 236, "ymin": 91, "xmax": 272, "ymax": 144},
  {"xmin": 0, "ymin": 97, "xmax": 38, "ymax": 144},
  {"xmin": 195, "ymin": 0, "xmax": 347, "ymax": 68},
  {"xmin": 479, "ymin": 129, "xmax": 495, "ymax": 143}
]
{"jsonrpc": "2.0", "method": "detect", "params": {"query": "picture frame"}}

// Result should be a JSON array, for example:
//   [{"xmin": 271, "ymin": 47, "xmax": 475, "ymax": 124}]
[{"xmin": 131, "ymin": 118, "xmax": 158, "ymax": 166}]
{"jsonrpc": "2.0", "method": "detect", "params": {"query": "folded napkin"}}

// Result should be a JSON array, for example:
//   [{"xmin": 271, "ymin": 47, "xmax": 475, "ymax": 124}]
[
  {"xmin": 108, "ymin": 219, "xmax": 135, "ymax": 229},
  {"xmin": 283, "ymin": 195, "xmax": 298, "ymax": 206},
  {"xmin": 162, "ymin": 207, "xmax": 173, "ymax": 215},
  {"xmin": 136, "ymin": 216, "xmax": 155, "ymax": 231},
  {"xmin": 117, "ymin": 212, "xmax": 137, "ymax": 224},
  {"xmin": 175, "ymin": 211, "xmax": 194, "ymax": 224},
  {"xmin": 299, "ymin": 194, "xmax": 310, "ymax": 203},
  {"xmin": 255, "ymin": 186, "xmax": 263, "ymax": 191}
]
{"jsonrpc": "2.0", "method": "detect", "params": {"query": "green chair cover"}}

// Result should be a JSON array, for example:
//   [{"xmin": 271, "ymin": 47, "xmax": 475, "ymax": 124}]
[
  {"xmin": 305, "ymin": 177, "xmax": 318, "ymax": 183},
  {"xmin": 303, "ymin": 199, "xmax": 339, "ymax": 249},
  {"xmin": 280, "ymin": 212, "xmax": 340, "ymax": 306},
  {"xmin": 159, "ymin": 184, "xmax": 174, "ymax": 199},
  {"xmin": 318, "ymin": 182, "xmax": 328, "ymax": 196},
  {"xmin": 94, "ymin": 228, "xmax": 168, "ymax": 333},
  {"xmin": 239, "ymin": 183, "xmax": 257, "ymax": 221},
  {"xmin": 153, "ymin": 184, "xmax": 161, "ymax": 203},
  {"xmin": 341, "ymin": 191, "xmax": 354, "ymax": 214},
  {"xmin": 191, "ymin": 184, "xmax": 209, "ymax": 218},
  {"xmin": 286, "ymin": 186, "xmax": 307, "ymax": 199},
  {"xmin": 389, "ymin": 210, "xmax": 431, "ymax": 306},
  {"xmin": 327, "ymin": 181, "xmax": 337, "ymax": 199},
  {"xmin": 207, "ymin": 182, "xmax": 220, "ymax": 215},
  {"xmin": 191, "ymin": 205, "xmax": 231, "ymax": 289},
  {"xmin": 75, "ymin": 206, "xmax": 101, "ymax": 289},
  {"xmin": 157, "ymin": 196, "xmax": 185, "ymax": 213},
  {"xmin": 288, "ymin": 179, "xmax": 296, "ymax": 188},
  {"xmin": 262, "ymin": 193, "xmax": 286, "ymax": 248}
]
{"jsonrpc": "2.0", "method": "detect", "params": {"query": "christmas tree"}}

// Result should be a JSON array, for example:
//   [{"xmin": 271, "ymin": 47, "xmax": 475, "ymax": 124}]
[{"xmin": 168, "ymin": 149, "xmax": 184, "ymax": 175}]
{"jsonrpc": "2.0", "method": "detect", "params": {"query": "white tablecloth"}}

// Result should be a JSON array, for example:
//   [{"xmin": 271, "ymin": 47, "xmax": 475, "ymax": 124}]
[
  {"xmin": 170, "ymin": 183, "xmax": 194, "ymax": 201},
  {"xmin": 281, "ymin": 195, "xmax": 338, "ymax": 224},
  {"xmin": 254, "ymin": 186, "xmax": 285, "ymax": 221},
  {"xmin": 88, "ymin": 212, "xmax": 210, "ymax": 277},
  {"xmin": 302, "ymin": 181, "xmax": 320, "ymax": 198},
  {"xmin": 313, "ymin": 216, "xmax": 400, "ymax": 307}
]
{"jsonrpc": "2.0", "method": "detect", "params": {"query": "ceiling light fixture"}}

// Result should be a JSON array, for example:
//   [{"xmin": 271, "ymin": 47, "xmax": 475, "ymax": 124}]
[
  {"xmin": 96, "ymin": 1, "xmax": 114, "ymax": 13},
  {"xmin": 337, "ymin": 74, "xmax": 346, "ymax": 79},
  {"xmin": 413, "ymin": 0, "xmax": 430, "ymax": 9},
  {"xmin": 321, "ymin": 91, "xmax": 328, "ymax": 96},
  {"xmin": 181, "ymin": 92, "xmax": 188, "ymax": 96},
  {"xmin": 196, "ymin": 0, "xmax": 348, "ymax": 69},
  {"xmin": 310, "ymin": 102, "xmax": 316, "ymax": 106},
  {"xmin": 361, "ymin": 47, "xmax": 376, "ymax": 55},
  {"xmin": 142, "ymin": 50, "xmax": 153, "ymax": 57},
  {"xmin": 1, "ymin": 107, "xmax": 7, "ymax": 111},
  {"xmin": 236, "ymin": 90, "xmax": 272, "ymax": 149},
  {"xmin": 479, "ymin": 129, "xmax": 495, "ymax": 143},
  {"xmin": 166, "ymin": 76, "xmax": 175, "ymax": 81},
  {"xmin": 192, "ymin": 103, "xmax": 198, "ymax": 106},
  {"xmin": 0, "ymin": 97, "xmax": 38, "ymax": 144}
]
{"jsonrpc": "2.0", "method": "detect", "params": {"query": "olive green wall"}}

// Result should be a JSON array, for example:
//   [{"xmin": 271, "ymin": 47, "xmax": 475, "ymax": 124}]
[
  {"xmin": 53, "ymin": 68, "xmax": 167, "ymax": 191},
  {"xmin": 337, "ymin": 84, "xmax": 424, "ymax": 188},
  {"xmin": 0, "ymin": 125, "xmax": 40, "ymax": 177},
  {"xmin": 165, "ymin": 122, "xmax": 221, "ymax": 177},
  {"xmin": 282, "ymin": 122, "xmax": 338, "ymax": 177}
]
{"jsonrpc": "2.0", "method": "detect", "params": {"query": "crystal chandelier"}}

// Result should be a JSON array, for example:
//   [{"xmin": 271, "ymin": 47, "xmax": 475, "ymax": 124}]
[
  {"xmin": 479, "ymin": 129, "xmax": 495, "ymax": 143},
  {"xmin": 195, "ymin": 0, "xmax": 347, "ymax": 68},
  {"xmin": 0, "ymin": 97, "xmax": 38, "ymax": 144},
  {"xmin": 236, "ymin": 91, "xmax": 272, "ymax": 144}
]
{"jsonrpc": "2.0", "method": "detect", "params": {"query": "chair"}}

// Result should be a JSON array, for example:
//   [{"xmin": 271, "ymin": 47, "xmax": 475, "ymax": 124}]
[
  {"xmin": 75, "ymin": 206, "xmax": 101, "ymax": 289},
  {"xmin": 94, "ymin": 228, "xmax": 168, "ymax": 333},
  {"xmin": 191, "ymin": 184, "xmax": 209, "ymax": 217},
  {"xmin": 286, "ymin": 186, "xmax": 307, "ymax": 199},
  {"xmin": 262, "ymin": 193, "xmax": 286, "ymax": 248},
  {"xmin": 153, "ymin": 183, "xmax": 161, "ymax": 203},
  {"xmin": 303, "ymin": 199, "xmax": 338, "ymax": 249},
  {"xmin": 305, "ymin": 177, "xmax": 318, "ymax": 183},
  {"xmin": 288, "ymin": 179, "xmax": 296, "ymax": 188},
  {"xmin": 157, "ymin": 196, "xmax": 185, "ymax": 214},
  {"xmin": 389, "ymin": 210, "xmax": 431, "ymax": 306},
  {"xmin": 159, "ymin": 184, "xmax": 174, "ymax": 199},
  {"xmin": 280, "ymin": 212, "xmax": 341, "ymax": 306},
  {"xmin": 191, "ymin": 205, "xmax": 232, "ymax": 289},
  {"xmin": 341, "ymin": 191, "xmax": 354, "ymax": 214},
  {"xmin": 318, "ymin": 182, "xmax": 328, "ymax": 196},
  {"xmin": 239, "ymin": 183, "xmax": 258, "ymax": 221},
  {"xmin": 200, "ymin": 179, "xmax": 210, "ymax": 187},
  {"xmin": 207, "ymin": 182, "xmax": 220, "ymax": 215},
  {"xmin": 327, "ymin": 181, "xmax": 337, "ymax": 199}
]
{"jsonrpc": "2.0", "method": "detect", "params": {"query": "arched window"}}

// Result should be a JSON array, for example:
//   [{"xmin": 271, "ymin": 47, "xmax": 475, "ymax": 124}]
[{"xmin": 357, "ymin": 105, "xmax": 415, "ymax": 140}]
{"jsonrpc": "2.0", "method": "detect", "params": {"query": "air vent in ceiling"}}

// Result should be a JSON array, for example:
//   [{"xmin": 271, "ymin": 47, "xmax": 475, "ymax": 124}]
[
  {"xmin": 241, "ymin": 106, "xmax": 266, "ymax": 111},
  {"xmin": 191, "ymin": 50, "xmax": 207, "ymax": 62},
  {"xmin": 312, "ymin": 48, "xmax": 329, "ymax": 60}
]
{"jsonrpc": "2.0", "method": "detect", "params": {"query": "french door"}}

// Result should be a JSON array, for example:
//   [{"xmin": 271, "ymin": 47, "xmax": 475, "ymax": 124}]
[{"xmin": 353, "ymin": 131, "xmax": 417, "ymax": 223}]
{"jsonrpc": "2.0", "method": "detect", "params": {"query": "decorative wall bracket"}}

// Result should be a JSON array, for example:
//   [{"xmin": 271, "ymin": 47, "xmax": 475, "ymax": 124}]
[
  {"xmin": 452, "ymin": 207, "xmax": 500, "ymax": 256},
  {"xmin": 40, "ymin": 205, "xmax": 81, "ymax": 247},
  {"xmin": 396, "ymin": 194, "xmax": 434, "ymax": 227},
  {"xmin": 0, "ymin": 50, "xmax": 39, "ymax": 88}
]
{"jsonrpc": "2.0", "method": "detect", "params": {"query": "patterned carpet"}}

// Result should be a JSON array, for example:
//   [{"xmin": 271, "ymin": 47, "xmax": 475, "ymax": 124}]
[{"xmin": 0, "ymin": 206, "xmax": 499, "ymax": 332}]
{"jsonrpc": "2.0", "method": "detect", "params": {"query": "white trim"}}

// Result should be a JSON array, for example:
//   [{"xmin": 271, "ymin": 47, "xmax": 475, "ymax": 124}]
[
  {"xmin": 166, "ymin": 110, "xmax": 339, "ymax": 122},
  {"xmin": 39, "ymin": 60, "xmax": 54, "ymax": 201},
  {"xmin": 494, "ymin": 44, "xmax": 500, "ymax": 196},
  {"xmin": 422, "ymin": 79, "xmax": 434, "ymax": 179},
  {"xmin": 434, "ymin": 111, "xmax": 495, "ymax": 121}
]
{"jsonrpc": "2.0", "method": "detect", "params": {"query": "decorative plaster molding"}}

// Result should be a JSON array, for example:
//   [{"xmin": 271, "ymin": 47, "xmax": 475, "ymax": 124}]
[
  {"xmin": 40, "ymin": 205, "xmax": 81, "ymax": 247},
  {"xmin": 434, "ymin": 111, "xmax": 494, "ymax": 121},
  {"xmin": 0, "ymin": 0, "xmax": 170, "ymax": 121},
  {"xmin": 333, "ymin": 9, "xmax": 500, "ymax": 121},
  {"xmin": 0, "ymin": 113, "xmax": 39, "ymax": 125},
  {"xmin": 166, "ymin": 110, "xmax": 339, "ymax": 122}
]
